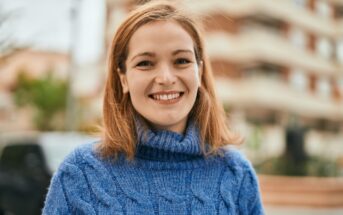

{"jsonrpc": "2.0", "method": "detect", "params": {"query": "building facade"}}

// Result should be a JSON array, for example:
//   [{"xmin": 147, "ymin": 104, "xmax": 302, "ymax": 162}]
[{"xmin": 106, "ymin": 0, "xmax": 343, "ymax": 163}]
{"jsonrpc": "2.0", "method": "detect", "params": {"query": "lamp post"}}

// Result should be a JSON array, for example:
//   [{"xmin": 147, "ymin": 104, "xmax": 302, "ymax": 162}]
[{"xmin": 65, "ymin": 0, "xmax": 81, "ymax": 131}]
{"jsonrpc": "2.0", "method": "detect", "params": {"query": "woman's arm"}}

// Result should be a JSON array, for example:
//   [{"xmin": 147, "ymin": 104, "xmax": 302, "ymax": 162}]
[
  {"xmin": 43, "ymin": 170, "xmax": 70, "ymax": 214},
  {"xmin": 238, "ymin": 167, "xmax": 265, "ymax": 215},
  {"xmin": 42, "ymin": 156, "xmax": 97, "ymax": 215}
]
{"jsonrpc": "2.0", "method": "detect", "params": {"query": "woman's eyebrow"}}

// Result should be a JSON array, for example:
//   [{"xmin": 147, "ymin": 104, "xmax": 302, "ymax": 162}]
[
  {"xmin": 130, "ymin": 52, "xmax": 155, "ymax": 62},
  {"xmin": 172, "ymin": 49, "xmax": 193, "ymax": 55}
]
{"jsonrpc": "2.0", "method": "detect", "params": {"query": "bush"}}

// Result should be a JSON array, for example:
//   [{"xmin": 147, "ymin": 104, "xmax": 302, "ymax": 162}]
[
  {"xmin": 13, "ymin": 70, "xmax": 67, "ymax": 131},
  {"xmin": 255, "ymin": 127, "xmax": 339, "ymax": 177}
]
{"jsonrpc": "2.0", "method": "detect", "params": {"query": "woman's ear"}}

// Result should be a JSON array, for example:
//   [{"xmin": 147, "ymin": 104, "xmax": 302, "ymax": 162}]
[{"xmin": 118, "ymin": 69, "xmax": 129, "ymax": 93}]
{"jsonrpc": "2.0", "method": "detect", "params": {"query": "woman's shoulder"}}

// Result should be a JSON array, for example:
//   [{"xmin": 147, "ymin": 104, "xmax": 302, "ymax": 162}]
[
  {"xmin": 57, "ymin": 141, "xmax": 103, "ymax": 172},
  {"xmin": 221, "ymin": 147, "xmax": 253, "ymax": 171},
  {"xmin": 215, "ymin": 146, "xmax": 258, "ymax": 182},
  {"xmin": 44, "ymin": 141, "xmax": 122, "ymax": 214}
]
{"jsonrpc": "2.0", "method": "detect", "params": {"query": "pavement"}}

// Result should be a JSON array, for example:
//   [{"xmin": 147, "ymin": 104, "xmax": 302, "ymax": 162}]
[{"xmin": 265, "ymin": 206, "xmax": 343, "ymax": 215}]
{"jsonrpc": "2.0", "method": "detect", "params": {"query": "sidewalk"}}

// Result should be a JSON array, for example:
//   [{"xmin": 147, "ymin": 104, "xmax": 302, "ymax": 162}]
[{"xmin": 265, "ymin": 206, "xmax": 343, "ymax": 215}]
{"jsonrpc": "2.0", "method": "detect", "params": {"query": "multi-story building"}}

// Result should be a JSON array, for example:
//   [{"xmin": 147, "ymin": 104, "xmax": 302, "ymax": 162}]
[
  {"xmin": 106, "ymin": 0, "xmax": 343, "ymax": 163},
  {"xmin": 192, "ymin": 0, "xmax": 343, "ymax": 162}
]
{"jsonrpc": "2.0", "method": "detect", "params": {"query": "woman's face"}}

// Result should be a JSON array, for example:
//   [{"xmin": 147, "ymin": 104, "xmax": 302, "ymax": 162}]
[{"xmin": 120, "ymin": 20, "xmax": 202, "ymax": 133}]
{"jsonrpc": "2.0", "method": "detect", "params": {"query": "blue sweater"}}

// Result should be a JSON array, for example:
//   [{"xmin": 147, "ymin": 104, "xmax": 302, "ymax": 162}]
[{"xmin": 43, "ymin": 122, "xmax": 264, "ymax": 214}]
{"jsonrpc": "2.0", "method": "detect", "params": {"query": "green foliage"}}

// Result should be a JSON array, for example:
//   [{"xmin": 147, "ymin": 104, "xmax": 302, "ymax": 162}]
[
  {"xmin": 254, "ymin": 126, "xmax": 340, "ymax": 177},
  {"xmin": 255, "ymin": 156, "xmax": 339, "ymax": 177},
  {"xmin": 13, "ymin": 70, "xmax": 68, "ymax": 130},
  {"xmin": 247, "ymin": 125, "xmax": 262, "ymax": 151}
]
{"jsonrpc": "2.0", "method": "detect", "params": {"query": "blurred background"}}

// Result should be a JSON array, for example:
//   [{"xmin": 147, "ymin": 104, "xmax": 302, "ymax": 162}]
[{"xmin": 0, "ymin": 0, "xmax": 343, "ymax": 214}]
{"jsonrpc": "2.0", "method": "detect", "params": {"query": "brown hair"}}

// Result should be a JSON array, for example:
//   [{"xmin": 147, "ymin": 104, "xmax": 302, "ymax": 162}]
[{"xmin": 98, "ymin": 0, "xmax": 240, "ymax": 160}]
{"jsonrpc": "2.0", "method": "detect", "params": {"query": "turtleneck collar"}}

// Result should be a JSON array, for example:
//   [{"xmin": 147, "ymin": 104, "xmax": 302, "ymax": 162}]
[{"xmin": 135, "ymin": 119, "xmax": 204, "ymax": 161}]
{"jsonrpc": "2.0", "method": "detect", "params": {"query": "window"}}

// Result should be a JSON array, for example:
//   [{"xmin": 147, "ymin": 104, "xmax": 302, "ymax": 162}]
[
  {"xmin": 290, "ymin": 68, "xmax": 309, "ymax": 91},
  {"xmin": 316, "ymin": 37, "xmax": 333, "ymax": 59},
  {"xmin": 315, "ymin": 0, "xmax": 333, "ymax": 18},
  {"xmin": 288, "ymin": 27, "xmax": 308, "ymax": 49},
  {"xmin": 293, "ymin": 0, "xmax": 308, "ymax": 8},
  {"xmin": 316, "ymin": 76, "xmax": 331, "ymax": 98},
  {"xmin": 337, "ymin": 38, "xmax": 343, "ymax": 63}
]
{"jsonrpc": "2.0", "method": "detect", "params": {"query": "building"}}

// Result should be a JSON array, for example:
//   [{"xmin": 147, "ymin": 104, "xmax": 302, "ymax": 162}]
[
  {"xmin": 191, "ymin": 0, "xmax": 343, "ymax": 162},
  {"xmin": 105, "ymin": 0, "xmax": 343, "ymax": 163}
]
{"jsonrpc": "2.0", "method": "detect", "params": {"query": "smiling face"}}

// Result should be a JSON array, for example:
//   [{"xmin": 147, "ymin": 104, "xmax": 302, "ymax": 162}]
[{"xmin": 119, "ymin": 20, "xmax": 202, "ymax": 134}]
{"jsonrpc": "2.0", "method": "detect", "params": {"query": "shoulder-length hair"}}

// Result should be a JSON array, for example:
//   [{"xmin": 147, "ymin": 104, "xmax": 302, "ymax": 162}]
[{"xmin": 98, "ymin": 0, "xmax": 240, "ymax": 160}]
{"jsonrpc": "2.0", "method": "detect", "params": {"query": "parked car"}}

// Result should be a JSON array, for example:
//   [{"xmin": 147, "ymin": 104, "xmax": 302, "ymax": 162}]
[{"xmin": 0, "ymin": 132, "xmax": 97, "ymax": 215}]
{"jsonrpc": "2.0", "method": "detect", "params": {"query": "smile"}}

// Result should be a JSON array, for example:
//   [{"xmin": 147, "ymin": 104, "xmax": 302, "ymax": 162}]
[{"xmin": 149, "ymin": 91, "xmax": 184, "ymax": 103}]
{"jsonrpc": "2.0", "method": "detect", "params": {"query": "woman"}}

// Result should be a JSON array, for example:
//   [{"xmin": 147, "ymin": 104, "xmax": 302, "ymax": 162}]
[{"xmin": 43, "ymin": 1, "xmax": 264, "ymax": 214}]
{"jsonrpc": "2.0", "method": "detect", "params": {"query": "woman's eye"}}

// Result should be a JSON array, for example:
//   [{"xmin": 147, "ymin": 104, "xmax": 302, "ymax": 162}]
[
  {"xmin": 136, "ymin": 60, "xmax": 153, "ymax": 67},
  {"xmin": 175, "ymin": 58, "xmax": 191, "ymax": 65}
]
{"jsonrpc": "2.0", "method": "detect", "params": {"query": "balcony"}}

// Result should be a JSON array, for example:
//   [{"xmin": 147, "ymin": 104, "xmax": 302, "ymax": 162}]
[
  {"xmin": 206, "ymin": 31, "xmax": 341, "ymax": 77},
  {"xmin": 187, "ymin": 0, "xmax": 340, "ymax": 38},
  {"xmin": 215, "ymin": 77, "xmax": 343, "ymax": 120}
]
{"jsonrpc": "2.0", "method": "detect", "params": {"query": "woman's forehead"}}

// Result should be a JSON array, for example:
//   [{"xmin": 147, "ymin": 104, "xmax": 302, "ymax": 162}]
[{"xmin": 127, "ymin": 20, "xmax": 195, "ymax": 59}]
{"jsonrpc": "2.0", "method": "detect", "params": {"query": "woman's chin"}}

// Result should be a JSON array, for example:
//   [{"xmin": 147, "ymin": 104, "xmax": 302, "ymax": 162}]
[{"xmin": 147, "ymin": 118, "xmax": 188, "ymax": 134}]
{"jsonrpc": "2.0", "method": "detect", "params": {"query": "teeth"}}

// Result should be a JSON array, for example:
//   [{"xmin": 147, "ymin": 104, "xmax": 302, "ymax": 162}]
[{"xmin": 152, "ymin": 93, "xmax": 181, "ymax": 101}]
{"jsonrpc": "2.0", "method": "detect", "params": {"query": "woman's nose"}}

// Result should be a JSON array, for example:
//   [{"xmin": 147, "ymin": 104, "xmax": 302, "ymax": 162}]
[{"xmin": 155, "ymin": 64, "xmax": 176, "ymax": 85}]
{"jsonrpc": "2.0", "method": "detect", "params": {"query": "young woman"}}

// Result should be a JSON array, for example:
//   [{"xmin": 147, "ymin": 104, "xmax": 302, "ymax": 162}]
[{"xmin": 43, "ymin": 1, "xmax": 264, "ymax": 214}]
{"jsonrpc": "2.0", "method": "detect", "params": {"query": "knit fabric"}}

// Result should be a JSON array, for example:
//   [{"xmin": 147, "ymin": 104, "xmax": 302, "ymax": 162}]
[{"xmin": 43, "ymin": 122, "xmax": 264, "ymax": 214}]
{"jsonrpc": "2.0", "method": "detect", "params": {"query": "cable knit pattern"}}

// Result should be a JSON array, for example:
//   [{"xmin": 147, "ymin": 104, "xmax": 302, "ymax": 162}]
[{"xmin": 43, "ymin": 122, "xmax": 264, "ymax": 215}]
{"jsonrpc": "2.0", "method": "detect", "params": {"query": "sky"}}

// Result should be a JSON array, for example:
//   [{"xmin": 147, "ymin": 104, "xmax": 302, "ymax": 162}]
[{"xmin": 1, "ymin": 0, "xmax": 106, "ymax": 65}]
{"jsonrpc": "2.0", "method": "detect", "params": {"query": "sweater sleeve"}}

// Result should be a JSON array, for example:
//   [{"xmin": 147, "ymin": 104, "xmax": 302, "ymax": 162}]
[
  {"xmin": 238, "ymin": 161, "xmax": 265, "ymax": 215},
  {"xmin": 42, "ymin": 170, "xmax": 70, "ymax": 214},
  {"xmin": 42, "ymin": 150, "xmax": 97, "ymax": 215},
  {"xmin": 222, "ymin": 148, "xmax": 264, "ymax": 215}
]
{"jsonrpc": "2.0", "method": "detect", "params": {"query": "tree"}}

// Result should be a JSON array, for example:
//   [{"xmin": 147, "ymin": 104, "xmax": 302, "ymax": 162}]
[
  {"xmin": 0, "ymin": 4, "xmax": 26, "ymax": 65},
  {"xmin": 13, "ymin": 71, "xmax": 68, "ymax": 131}
]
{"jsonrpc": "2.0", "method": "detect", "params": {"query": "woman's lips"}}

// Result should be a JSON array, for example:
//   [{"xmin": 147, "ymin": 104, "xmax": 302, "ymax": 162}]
[{"xmin": 149, "ymin": 91, "xmax": 184, "ymax": 105}]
